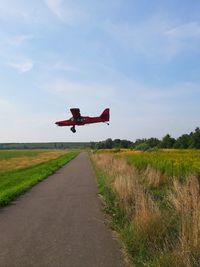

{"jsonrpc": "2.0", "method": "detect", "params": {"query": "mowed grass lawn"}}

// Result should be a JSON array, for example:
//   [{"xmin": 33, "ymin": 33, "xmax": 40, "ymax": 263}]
[{"xmin": 0, "ymin": 150, "xmax": 79, "ymax": 206}]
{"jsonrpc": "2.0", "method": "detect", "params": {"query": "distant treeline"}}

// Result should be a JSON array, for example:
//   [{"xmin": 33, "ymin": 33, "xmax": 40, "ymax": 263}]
[
  {"xmin": 1, "ymin": 127, "xmax": 199, "ymax": 150},
  {"xmin": 91, "ymin": 127, "xmax": 200, "ymax": 150},
  {"xmin": 0, "ymin": 142, "xmax": 90, "ymax": 150}
]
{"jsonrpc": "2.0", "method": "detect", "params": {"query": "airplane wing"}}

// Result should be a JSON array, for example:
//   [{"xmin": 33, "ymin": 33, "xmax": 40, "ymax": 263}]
[{"xmin": 70, "ymin": 108, "xmax": 81, "ymax": 120}]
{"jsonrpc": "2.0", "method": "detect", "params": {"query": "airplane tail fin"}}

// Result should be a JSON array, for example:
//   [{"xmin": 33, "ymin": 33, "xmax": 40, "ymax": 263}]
[{"xmin": 100, "ymin": 108, "xmax": 110, "ymax": 122}]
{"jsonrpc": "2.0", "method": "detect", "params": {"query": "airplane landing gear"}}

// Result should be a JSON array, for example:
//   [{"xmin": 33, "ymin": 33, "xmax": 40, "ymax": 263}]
[{"xmin": 70, "ymin": 126, "xmax": 76, "ymax": 133}]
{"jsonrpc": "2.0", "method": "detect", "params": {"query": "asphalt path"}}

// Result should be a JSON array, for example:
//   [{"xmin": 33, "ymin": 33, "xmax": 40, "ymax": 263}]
[{"xmin": 0, "ymin": 152, "xmax": 126, "ymax": 267}]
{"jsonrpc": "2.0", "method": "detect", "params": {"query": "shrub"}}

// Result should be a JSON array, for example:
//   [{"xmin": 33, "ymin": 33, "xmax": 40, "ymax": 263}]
[{"xmin": 135, "ymin": 143, "xmax": 150, "ymax": 151}]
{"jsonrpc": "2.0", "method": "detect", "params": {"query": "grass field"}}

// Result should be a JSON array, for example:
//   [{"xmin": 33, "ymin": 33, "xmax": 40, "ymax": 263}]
[
  {"xmin": 0, "ymin": 150, "xmax": 79, "ymax": 206},
  {"xmin": 91, "ymin": 149, "xmax": 200, "ymax": 267},
  {"xmin": 122, "ymin": 149, "xmax": 200, "ymax": 177}
]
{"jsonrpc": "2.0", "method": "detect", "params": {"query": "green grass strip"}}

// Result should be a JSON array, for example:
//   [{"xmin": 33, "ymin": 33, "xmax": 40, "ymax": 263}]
[{"xmin": 0, "ymin": 151, "xmax": 79, "ymax": 206}]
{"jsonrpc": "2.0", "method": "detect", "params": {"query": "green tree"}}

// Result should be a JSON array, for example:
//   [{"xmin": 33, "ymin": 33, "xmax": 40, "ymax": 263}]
[
  {"xmin": 160, "ymin": 134, "xmax": 176, "ymax": 148},
  {"xmin": 133, "ymin": 139, "xmax": 147, "ymax": 148},
  {"xmin": 105, "ymin": 138, "xmax": 113, "ymax": 149},
  {"xmin": 121, "ymin": 139, "xmax": 132, "ymax": 148},
  {"xmin": 146, "ymin": 138, "xmax": 160, "ymax": 148},
  {"xmin": 135, "ymin": 142, "xmax": 150, "ymax": 151},
  {"xmin": 174, "ymin": 134, "xmax": 192, "ymax": 149},
  {"xmin": 90, "ymin": 142, "xmax": 96, "ymax": 149},
  {"xmin": 113, "ymin": 139, "xmax": 121, "ymax": 148},
  {"xmin": 191, "ymin": 127, "xmax": 200, "ymax": 148}
]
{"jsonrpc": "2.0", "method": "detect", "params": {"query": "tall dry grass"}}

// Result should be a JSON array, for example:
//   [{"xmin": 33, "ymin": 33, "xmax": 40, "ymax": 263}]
[
  {"xmin": 92, "ymin": 153, "xmax": 161, "ymax": 233},
  {"xmin": 92, "ymin": 152, "xmax": 200, "ymax": 266},
  {"xmin": 170, "ymin": 175, "xmax": 200, "ymax": 250},
  {"xmin": 144, "ymin": 164, "xmax": 166, "ymax": 187}
]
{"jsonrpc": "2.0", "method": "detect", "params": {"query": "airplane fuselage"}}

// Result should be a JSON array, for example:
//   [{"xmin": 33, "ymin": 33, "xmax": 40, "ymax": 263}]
[{"xmin": 55, "ymin": 116, "xmax": 108, "ymax": 127}]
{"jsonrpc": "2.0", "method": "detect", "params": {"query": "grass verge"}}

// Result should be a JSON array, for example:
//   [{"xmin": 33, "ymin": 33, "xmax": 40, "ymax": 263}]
[
  {"xmin": 0, "ymin": 151, "xmax": 79, "ymax": 206},
  {"xmin": 91, "ymin": 157, "xmax": 136, "ymax": 266},
  {"xmin": 91, "ymin": 152, "xmax": 200, "ymax": 267}
]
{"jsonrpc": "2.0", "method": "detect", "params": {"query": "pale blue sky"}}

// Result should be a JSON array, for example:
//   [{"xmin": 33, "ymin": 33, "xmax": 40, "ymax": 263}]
[{"xmin": 0, "ymin": 0, "xmax": 200, "ymax": 142}]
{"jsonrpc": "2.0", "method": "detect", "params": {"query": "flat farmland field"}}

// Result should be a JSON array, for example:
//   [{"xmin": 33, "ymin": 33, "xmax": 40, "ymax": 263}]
[
  {"xmin": 121, "ymin": 149, "xmax": 200, "ymax": 177},
  {"xmin": 0, "ymin": 150, "xmax": 79, "ymax": 206},
  {"xmin": 92, "ymin": 149, "xmax": 200, "ymax": 267}
]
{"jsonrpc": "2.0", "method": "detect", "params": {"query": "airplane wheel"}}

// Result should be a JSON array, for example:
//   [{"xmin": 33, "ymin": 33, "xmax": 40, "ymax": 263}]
[{"xmin": 71, "ymin": 126, "xmax": 76, "ymax": 133}]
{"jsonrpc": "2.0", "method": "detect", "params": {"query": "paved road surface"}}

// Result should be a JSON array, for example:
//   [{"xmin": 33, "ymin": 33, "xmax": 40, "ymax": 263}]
[{"xmin": 0, "ymin": 153, "xmax": 126, "ymax": 267}]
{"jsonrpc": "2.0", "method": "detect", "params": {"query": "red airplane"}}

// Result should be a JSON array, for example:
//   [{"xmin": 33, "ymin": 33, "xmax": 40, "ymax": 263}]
[{"xmin": 55, "ymin": 108, "xmax": 110, "ymax": 133}]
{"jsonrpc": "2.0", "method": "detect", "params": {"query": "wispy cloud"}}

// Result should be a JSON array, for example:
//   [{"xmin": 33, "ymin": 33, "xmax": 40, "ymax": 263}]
[
  {"xmin": 45, "ymin": 79, "xmax": 114, "ymax": 100},
  {"xmin": 0, "ymin": 97, "xmax": 16, "ymax": 123},
  {"xmin": 43, "ymin": 78, "xmax": 115, "ymax": 116},
  {"xmin": 44, "ymin": 0, "xmax": 88, "ymax": 24},
  {"xmin": 52, "ymin": 62, "xmax": 80, "ymax": 72},
  {"xmin": 105, "ymin": 16, "xmax": 200, "ymax": 61},
  {"xmin": 44, "ymin": 74, "xmax": 200, "ymax": 113},
  {"xmin": 8, "ymin": 59, "xmax": 34, "ymax": 72},
  {"xmin": 44, "ymin": 0, "xmax": 63, "ymax": 20},
  {"xmin": 0, "ymin": 98, "xmax": 12, "ymax": 110},
  {"xmin": 0, "ymin": 1, "xmax": 42, "ymax": 23},
  {"xmin": 7, "ymin": 34, "xmax": 33, "ymax": 46},
  {"xmin": 165, "ymin": 22, "xmax": 200, "ymax": 39}
]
